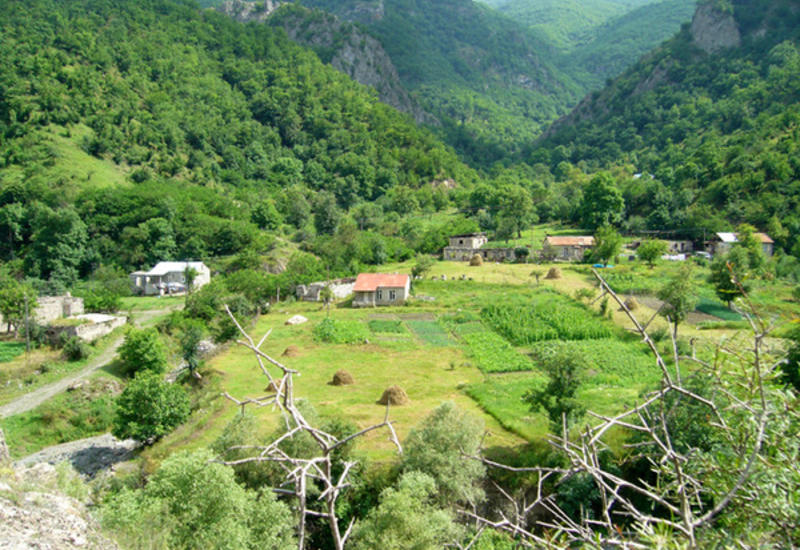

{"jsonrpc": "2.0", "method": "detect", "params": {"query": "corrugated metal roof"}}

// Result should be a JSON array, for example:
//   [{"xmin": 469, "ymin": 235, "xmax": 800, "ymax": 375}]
[
  {"xmin": 544, "ymin": 236, "xmax": 595, "ymax": 247},
  {"xmin": 717, "ymin": 232, "xmax": 737, "ymax": 243},
  {"xmin": 145, "ymin": 261, "xmax": 207, "ymax": 276},
  {"xmin": 353, "ymin": 273, "xmax": 409, "ymax": 292}
]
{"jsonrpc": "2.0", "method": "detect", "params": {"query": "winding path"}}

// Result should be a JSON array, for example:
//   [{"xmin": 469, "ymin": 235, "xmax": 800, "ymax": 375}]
[{"xmin": 0, "ymin": 308, "xmax": 175, "ymax": 419}]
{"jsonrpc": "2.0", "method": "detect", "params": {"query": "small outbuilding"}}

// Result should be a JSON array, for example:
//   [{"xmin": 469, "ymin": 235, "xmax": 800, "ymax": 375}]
[
  {"xmin": 130, "ymin": 261, "xmax": 211, "ymax": 296},
  {"xmin": 352, "ymin": 273, "xmax": 411, "ymax": 308},
  {"xmin": 707, "ymin": 232, "xmax": 774, "ymax": 257}
]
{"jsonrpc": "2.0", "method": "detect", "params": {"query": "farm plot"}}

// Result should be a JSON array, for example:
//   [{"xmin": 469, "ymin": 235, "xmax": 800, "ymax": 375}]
[
  {"xmin": 368, "ymin": 319, "xmax": 407, "ymax": 334},
  {"xmin": 528, "ymin": 339, "xmax": 660, "ymax": 387},
  {"xmin": 481, "ymin": 292, "xmax": 613, "ymax": 345},
  {"xmin": 466, "ymin": 373, "xmax": 548, "ymax": 441},
  {"xmin": 461, "ymin": 331, "xmax": 533, "ymax": 373},
  {"xmin": 406, "ymin": 320, "xmax": 453, "ymax": 347},
  {"xmin": 312, "ymin": 319, "xmax": 369, "ymax": 344}
]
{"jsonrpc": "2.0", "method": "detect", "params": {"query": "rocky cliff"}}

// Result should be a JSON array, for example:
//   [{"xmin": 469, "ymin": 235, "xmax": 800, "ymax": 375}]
[
  {"xmin": 690, "ymin": 2, "xmax": 741, "ymax": 53},
  {"xmin": 216, "ymin": 2, "xmax": 431, "ymax": 123}
]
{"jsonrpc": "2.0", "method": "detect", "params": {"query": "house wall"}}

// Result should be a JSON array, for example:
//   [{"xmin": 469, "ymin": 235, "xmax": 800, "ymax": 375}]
[
  {"xmin": 352, "ymin": 281, "xmax": 409, "ymax": 308},
  {"xmin": 443, "ymin": 247, "xmax": 477, "ymax": 261},
  {"xmin": 551, "ymin": 245, "xmax": 590, "ymax": 261},
  {"xmin": 448, "ymin": 235, "xmax": 487, "ymax": 249},
  {"xmin": 33, "ymin": 296, "xmax": 85, "ymax": 325}
]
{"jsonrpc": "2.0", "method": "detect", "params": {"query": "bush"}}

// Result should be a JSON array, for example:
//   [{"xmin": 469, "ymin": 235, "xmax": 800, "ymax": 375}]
[
  {"xmin": 118, "ymin": 328, "xmax": 168, "ymax": 375},
  {"xmin": 62, "ymin": 336, "xmax": 90, "ymax": 361},
  {"xmin": 112, "ymin": 371, "xmax": 190, "ymax": 443}
]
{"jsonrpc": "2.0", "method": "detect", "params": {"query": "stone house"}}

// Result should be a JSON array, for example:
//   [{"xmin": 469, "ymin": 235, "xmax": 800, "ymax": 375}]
[
  {"xmin": 48, "ymin": 313, "xmax": 127, "ymax": 343},
  {"xmin": 442, "ymin": 233, "xmax": 488, "ymax": 261},
  {"xmin": 296, "ymin": 278, "xmax": 356, "ymax": 302},
  {"xmin": 707, "ymin": 232, "xmax": 774, "ymax": 257},
  {"xmin": 665, "ymin": 240, "xmax": 694, "ymax": 254},
  {"xmin": 442, "ymin": 233, "xmax": 520, "ymax": 262},
  {"xmin": 542, "ymin": 235, "xmax": 595, "ymax": 262},
  {"xmin": 130, "ymin": 261, "xmax": 211, "ymax": 296},
  {"xmin": 352, "ymin": 273, "xmax": 410, "ymax": 308},
  {"xmin": 0, "ymin": 295, "xmax": 85, "ymax": 333}
]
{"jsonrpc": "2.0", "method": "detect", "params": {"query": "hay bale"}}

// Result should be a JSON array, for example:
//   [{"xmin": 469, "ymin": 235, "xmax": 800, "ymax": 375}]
[
  {"xmin": 469, "ymin": 254, "xmax": 483, "ymax": 267},
  {"xmin": 264, "ymin": 381, "xmax": 280, "ymax": 393},
  {"xmin": 624, "ymin": 297, "xmax": 639, "ymax": 311},
  {"xmin": 331, "ymin": 370, "xmax": 355, "ymax": 386},
  {"xmin": 377, "ymin": 385, "xmax": 409, "ymax": 406},
  {"xmin": 282, "ymin": 345, "xmax": 300, "ymax": 357},
  {"xmin": 545, "ymin": 267, "xmax": 562, "ymax": 280}
]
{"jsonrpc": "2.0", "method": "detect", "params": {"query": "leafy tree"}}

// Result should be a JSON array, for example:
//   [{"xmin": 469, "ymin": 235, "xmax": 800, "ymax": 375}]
[
  {"xmin": 657, "ymin": 264, "xmax": 697, "ymax": 335},
  {"xmin": 402, "ymin": 402, "xmax": 486, "ymax": 507},
  {"xmin": 637, "ymin": 239, "xmax": 669, "ymax": 267},
  {"xmin": 708, "ymin": 246, "xmax": 751, "ymax": 306},
  {"xmin": 251, "ymin": 199, "xmax": 283, "ymax": 230},
  {"xmin": 313, "ymin": 191, "xmax": 341, "ymax": 235},
  {"xmin": 118, "ymin": 328, "xmax": 168, "ymax": 375},
  {"xmin": 112, "ymin": 371, "xmax": 190, "ymax": 443},
  {"xmin": 180, "ymin": 321, "xmax": 204, "ymax": 379},
  {"xmin": 183, "ymin": 266, "xmax": 199, "ymax": 296},
  {"xmin": 0, "ymin": 275, "xmax": 37, "ymax": 336},
  {"xmin": 411, "ymin": 254, "xmax": 435, "ymax": 279},
  {"xmin": 580, "ymin": 173, "xmax": 625, "ymax": 230},
  {"xmin": 593, "ymin": 225, "xmax": 623, "ymax": 266},
  {"xmin": 733, "ymin": 223, "xmax": 766, "ymax": 273},
  {"xmin": 27, "ymin": 206, "xmax": 89, "ymax": 286},
  {"xmin": 781, "ymin": 328, "xmax": 800, "ymax": 392},
  {"xmin": 524, "ymin": 347, "xmax": 587, "ymax": 430},
  {"xmin": 351, "ymin": 471, "xmax": 460, "ymax": 550},
  {"xmin": 101, "ymin": 449, "xmax": 296, "ymax": 549}
]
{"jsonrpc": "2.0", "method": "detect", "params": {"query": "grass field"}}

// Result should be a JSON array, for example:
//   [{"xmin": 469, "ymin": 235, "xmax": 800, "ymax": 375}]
[{"xmin": 0, "ymin": 342, "xmax": 27, "ymax": 363}]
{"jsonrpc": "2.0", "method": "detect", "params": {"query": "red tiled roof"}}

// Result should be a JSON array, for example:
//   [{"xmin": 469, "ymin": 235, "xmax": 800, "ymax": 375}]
[
  {"xmin": 544, "ymin": 236, "xmax": 595, "ymax": 247},
  {"xmin": 353, "ymin": 273, "xmax": 410, "ymax": 292}
]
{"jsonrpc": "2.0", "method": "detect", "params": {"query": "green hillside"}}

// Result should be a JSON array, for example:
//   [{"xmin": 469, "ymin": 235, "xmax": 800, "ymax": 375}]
[
  {"xmin": 0, "ymin": 0, "xmax": 475, "ymax": 285},
  {"xmin": 530, "ymin": 0, "xmax": 800, "ymax": 251},
  {"xmin": 298, "ymin": 0, "xmax": 584, "ymax": 165}
]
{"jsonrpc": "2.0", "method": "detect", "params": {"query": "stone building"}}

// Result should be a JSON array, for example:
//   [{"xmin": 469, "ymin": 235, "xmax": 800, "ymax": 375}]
[
  {"xmin": 542, "ymin": 235, "xmax": 595, "ymax": 262},
  {"xmin": 295, "ymin": 278, "xmax": 356, "ymax": 302}
]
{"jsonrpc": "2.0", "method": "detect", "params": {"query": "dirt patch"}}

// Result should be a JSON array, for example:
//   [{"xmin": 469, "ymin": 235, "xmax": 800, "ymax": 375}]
[
  {"xmin": 331, "ymin": 370, "xmax": 354, "ymax": 386},
  {"xmin": 282, "ymin": 345, "xmax": 300, "ymax": 357},
  {"xmin": 377, "ymin": 385, "xmax": 409, "ymax": 406}
]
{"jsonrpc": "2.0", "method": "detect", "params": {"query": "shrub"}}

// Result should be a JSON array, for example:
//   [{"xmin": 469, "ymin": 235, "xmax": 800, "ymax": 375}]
[
  {"xmin": 112, "ymin": 371, "xmax": 190, "ymax": 443},
  {"xmin": 118, "ymin": 328, "xmax": 168, "ymax": 375},
  {"xmin": 62, "ymin": 336, "xmax": 90, "ymax": 361},
  {"xmin": 312, "ymin": 318, "xmax": 369, "ymax": 344}
]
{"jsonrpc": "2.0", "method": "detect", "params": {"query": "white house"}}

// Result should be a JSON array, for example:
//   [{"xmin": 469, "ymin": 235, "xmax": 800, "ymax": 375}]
[
  {"xmin": 130, "ymin": 261, "xmax": 211, "ymax": 296},
  {"xmin": 351, "ymin": 273, "xmax": 410, "ymax": 308}
]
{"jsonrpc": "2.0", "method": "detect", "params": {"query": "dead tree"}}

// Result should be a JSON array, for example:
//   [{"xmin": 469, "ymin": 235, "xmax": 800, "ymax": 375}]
[
  {"xmin": 219, "ymin": 306, "xmax": 402, "ymax": 550},
  {"xmin": 460, "ymin": 269, "xmax": 783, "ymax": 548}
]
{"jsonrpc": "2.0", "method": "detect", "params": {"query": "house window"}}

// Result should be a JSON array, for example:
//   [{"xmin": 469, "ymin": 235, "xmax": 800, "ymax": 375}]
[
  {"xmin": 376, "ymin": 290, "xmax": 383, "ymax": 301},
  {"xmin": 459, "ymin": 239, "xmax": 463, "ymax": 245},
  {"xmin": 389, "ymin": 290, "xmax": 397, "ymax": 301}
]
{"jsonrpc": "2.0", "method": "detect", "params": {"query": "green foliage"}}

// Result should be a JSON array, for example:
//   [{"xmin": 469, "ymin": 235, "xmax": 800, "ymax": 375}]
[
  {"xmin": 100, "ymin": 449, "xmax": 296, "ymax": 550},
  {"xmin": 637, "ymin": 239, "xmax": 669, "ymax": 267},
  {"xmin": 581, "ymin": 174, "xmax": 625, "ymax": 229},
  {"xmin": 0, "ymin": 274, "xmax": 37, "ymax": 335},
  {"xmin": 461, "ymin": 331, "xmax": 533, "ymax": 373},
  {"xmin": 0, "ymin": 341, "xmax": 26, "ymax": 362},
  {"xmin": 406, "ymin": 320, "xmax": 453, "ymax": 347},
  {"xmin": 708, "ymin": 247, "xmax": 751, "ymax": 306},
  {"xmin": 781, "ymin": 329, "xmax": 800, "ymax": 392},
  {"xmin": 402, "ymin": 402, "xmax": 486, "ymax": 506},
  {"xmin": 179, "ymin": 321, "xmax": 204, "ymax": 377},
  {"xmin": 411, "ymin": 254, "xmax": 435, "ymax": 279},
  {"xmin": 481, "ymin": 292, "xmax": 613, "ymax": 344},
  {"xmin": 112, "ymin": 371, "xmax": 190, "ymax": 443},
  {"xmin": 312, "ymin": 318, "xmax": 369, "ymax": 344},
  {"xmin": 592, "ymin": 225, "xmax": 624, "ymax": 265},
  {"xmin": 118, "ymin": 328, "xmax": 168, "ymax": 375},
  {"xmin": 211, "ymin": 413, "xmax": 273, "ymax": 490},
  {"xmin": 350, "ymin": 471, "xmax": 460, "ymax": 550},
  {"xmin": 61, "ymin": 336, "xmax": 90, "ymax": 362},
  {"xmin": 656, "ymin": 265, "xmax": 697, "ymax": 331},
  {"xmin": 523, "ymin": 346, "xmax": 587, "ymax": 430},
  {"xmin": 368, "ymin": 319, "xmax": 406, "ymax": 333},
  {"xmin": 695, "ymin": 297, "xmax": 743, "ymax": 321}
]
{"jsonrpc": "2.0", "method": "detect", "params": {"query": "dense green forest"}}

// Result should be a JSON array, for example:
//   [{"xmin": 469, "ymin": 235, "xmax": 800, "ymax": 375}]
[
  {"xmin": 0, "ymin": 0, "xmax": 478, "ymax": 289},
  {"xmin": 529, "ymin": 0, "xmax": 800, "ymax": 253}
]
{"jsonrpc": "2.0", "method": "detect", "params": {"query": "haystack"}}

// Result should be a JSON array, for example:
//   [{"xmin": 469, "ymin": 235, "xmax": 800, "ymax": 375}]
[
  {"xmin": 545, "ymin": 267, "xmax": 562, "ymax": 279},
  {"xmin": 623, "ymin": 297, "xmax": 639, "ymax": 311},
  {"xmin": 377, "ymin": 385, "xmax": 409, "ymax": 406},
  {"xmin": 469, "ymin": 254, "xmax": 483, "ymax": 267},
  {"xmin": 331, "ymin": 370, "xmax": 355, "ymax": 386},
  {"xmin": 282, "ymin": 345, "xmax": 300, "ymax": 357},
  {"xmin": 264, "ymin": 380, "xmax": 281, "ymax": 393}
]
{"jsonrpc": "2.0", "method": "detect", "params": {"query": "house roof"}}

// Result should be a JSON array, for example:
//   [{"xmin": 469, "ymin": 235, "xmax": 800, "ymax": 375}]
[
  {"xmin": 142, "ymin": 261, "xmax": 207, "ymax": 276},
  {"xmin": 544, "ymin": 236, "xmax": 595, "ymax": 247},
  {"xmin": 353, "ymin": 273, "xmax": 409, "ymax": 292},
  {"xmin": 716, "ymin": 232, "xmax": 773, "ymax": 244},
  {"xmin": 450, "ymin": 233, "xmax": 486, "ymax": 239}
]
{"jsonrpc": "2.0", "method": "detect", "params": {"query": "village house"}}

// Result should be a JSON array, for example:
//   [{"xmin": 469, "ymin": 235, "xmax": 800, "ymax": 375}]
[
  {"xmin": 130, "ymin": 261, "xmax": 211, "ymax": 296},
  {"xmin": 542, "ymin": 235, "xmax": 595, "ymax": 262},
  {"xmin": 351, "ymin": 273, "xmax": 410, "ymax": 308},
  {"xmin": 442, "ymin": 232, "xmax": 520, "ymax": 262},
  {"xmin": 707, "ymin": 232, "xmax": 774, "ymax": 257},
  {"xmin": 665, "ymin": 240, "xmax": 694, "ymax": 254}
]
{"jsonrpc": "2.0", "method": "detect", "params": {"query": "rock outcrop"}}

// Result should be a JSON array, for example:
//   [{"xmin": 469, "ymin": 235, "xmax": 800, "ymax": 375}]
[
  {"xmin": 690, "ymin": 3, "xmax": 741, "ymax": 54},
  {"xmin": 0, "ymin": 463, "xmax": 119, "ymax": 549}
]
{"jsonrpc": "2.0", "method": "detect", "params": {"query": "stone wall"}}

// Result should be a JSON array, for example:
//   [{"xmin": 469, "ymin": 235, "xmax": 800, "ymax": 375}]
[{"xmin": 48, "ymin": 314, "xmax": 126, "ymax": 343}]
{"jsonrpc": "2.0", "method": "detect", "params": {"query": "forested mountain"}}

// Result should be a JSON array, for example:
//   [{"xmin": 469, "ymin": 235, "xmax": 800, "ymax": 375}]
[
  {"xmin": 531, "ymin": 0, "xmax": 800, "ymax": 252},
  {"xmin": 0, "ymin": 0, "xmax": 475, "ymax": 287},
  {"xmin": 293, "ymin": 0, "xmax": 585, "ymax": 166}
]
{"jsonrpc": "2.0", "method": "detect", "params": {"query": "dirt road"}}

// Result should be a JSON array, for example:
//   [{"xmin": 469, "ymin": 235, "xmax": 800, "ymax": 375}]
[{"xmin": 0, "ymin": 308, "xmax": 175, "ymax": 419}]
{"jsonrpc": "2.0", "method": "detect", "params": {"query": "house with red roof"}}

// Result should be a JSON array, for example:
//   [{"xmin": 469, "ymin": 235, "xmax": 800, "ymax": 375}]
[{"xmin": 352, "ymin": 273, "xmax": 411, "ymax": 308}]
